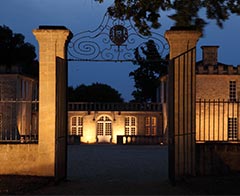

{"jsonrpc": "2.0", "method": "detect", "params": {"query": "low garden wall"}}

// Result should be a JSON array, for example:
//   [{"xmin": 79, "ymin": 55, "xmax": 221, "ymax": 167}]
[
  {"xmin": 0, "ymin": 144, "xmax": 54, "ymax": 176},
  {"xmin": 196, "ymin": 142, "xmax": 240, "ymax": 175}
]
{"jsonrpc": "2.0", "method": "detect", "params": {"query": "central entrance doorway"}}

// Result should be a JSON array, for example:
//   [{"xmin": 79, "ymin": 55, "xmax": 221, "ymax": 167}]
[{"xmin": 97, "ymin": 115, "xmax": 112, "ymax": 143}]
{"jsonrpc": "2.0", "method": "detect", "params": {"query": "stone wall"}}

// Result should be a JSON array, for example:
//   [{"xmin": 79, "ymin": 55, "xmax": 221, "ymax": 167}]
[
  {"xmin": 0, "ymin": 27, "xmax": 71, "ymax": 178},
  {"xmin": 0, "ymin": 144, "xmax": 53, "ymax": 176},
  {"xmin": 196, "ymin": 74, "xmax": 240, "ymax": 100},
  {"xmin": 196, "ymin": 143, "xmax": 240, "ymax": 175}
]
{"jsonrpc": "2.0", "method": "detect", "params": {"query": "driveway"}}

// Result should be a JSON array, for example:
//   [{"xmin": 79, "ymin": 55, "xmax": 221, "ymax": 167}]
[
  {"xmin": 3, "ymin": 144, "xmax": 239, "ymax": 195},
  {"xmin": 33, "ymin": 144, "xmax": 179, "ymax": 195}
]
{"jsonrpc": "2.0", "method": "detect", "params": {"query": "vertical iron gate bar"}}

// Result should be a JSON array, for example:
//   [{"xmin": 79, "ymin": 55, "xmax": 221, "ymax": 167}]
[
  {"xmin": 168, "ymin": 59, "xmax": 175, "ymax": 184},
  {"xmin": 237, "ymin": 99, "xmax": 240, "ymax": 140},
  {"xmin": 237, "ymin": 101, "xmax": 239, "ymax": 140},
  {"xmin": 183, "ymin": 54, "xmax": 186, "ymax": 175},
  {"xmin": 186, "ymin": 51, "xmax": 189, "ymax": 174},
  {"xmin": 177, "ymin": 57, "xmax": 180, "ymax": 177},
  {"xmin": 190, "ymin": 49, "xmax": 193, "ymax": 174},
  {"xmin": 232, "ymin": 101, "xmax": 234, "ymax": 140},
  {"xmin": 4, "ymin": 103, "xmax": 6, "ymax": 140},
  {"xmin": 199, "ymin": 99, "xmax": 201, "ymax": 141},
  {"xmin": 218, "ymin": 99, "xmax": 220, "ymax": 141},
  {"xmin": 188, "ymin": 50, "xmax": 190, "ymax": 174},
  {"xmin": 191, "ymin": 48, "xmax": 196, "ymax": 175},
  {"xmin": 208, "ymin": 99, "xmax": 210, "ymax": 140},
  {"xmin": 223, "ymin": 100, "xmax": 225, "ymax": 141},
  {"xmin": 227, "ymin": 100, "xmax": 229, "ymax": 141},
  {"xmin": 213, "ymin": 100, "xmax": 215, "ymax": 140},
  {"xmin": 204, "ymin": 99, "xmax": 206, "ymax": 140},
  {"xmin": 190, "ymin": 49, "xmax": 194, "ymax": 175},
  {"xmin": 10, "ymin": 102, "xmax": 13, "ymax": 140}
]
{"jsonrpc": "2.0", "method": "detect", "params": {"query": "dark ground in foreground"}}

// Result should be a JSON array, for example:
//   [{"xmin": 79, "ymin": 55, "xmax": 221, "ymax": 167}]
[
  {"xmin": 1, "ymin": 174, "xmax": 240, "ymax": 195},
  {"xmin": 1, "ymin": 145, "xmax": 240, "ymax": 195}
]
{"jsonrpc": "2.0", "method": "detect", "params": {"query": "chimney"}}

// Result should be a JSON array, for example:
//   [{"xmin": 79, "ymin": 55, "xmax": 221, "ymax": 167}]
[{"xmin": 201, "ymin": 46, "xmax": 219, "ymax": 66}]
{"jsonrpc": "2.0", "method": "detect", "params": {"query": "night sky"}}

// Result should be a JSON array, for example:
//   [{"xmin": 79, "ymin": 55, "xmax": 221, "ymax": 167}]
[{"xmin": 1, "ymin": 0, "xmax": 240, "ymax": 101}]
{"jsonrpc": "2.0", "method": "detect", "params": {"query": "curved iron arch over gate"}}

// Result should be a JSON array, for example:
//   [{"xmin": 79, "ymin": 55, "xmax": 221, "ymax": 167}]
[{"xmin": 67, "ymin": 11, "xmax": 169, "ymax": 62}]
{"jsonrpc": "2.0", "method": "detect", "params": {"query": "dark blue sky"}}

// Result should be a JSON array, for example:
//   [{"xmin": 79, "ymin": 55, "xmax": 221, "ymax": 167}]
[{"xmin": 1, "ymin": 0, "xmax": 240, "ymax": 101}]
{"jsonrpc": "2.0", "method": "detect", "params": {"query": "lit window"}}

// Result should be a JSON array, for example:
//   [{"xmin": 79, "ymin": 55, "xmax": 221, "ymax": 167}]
[
  {"xmin": 97, "ymin": 123, "xmax": 104, "ymax": 136},
  {"xmin": 105, "ymin": 123, "xmax": 112, "ymax": 135},
  {"xmin": 97, "ymin": 115, "xmax": 112, "ymax": 136},
  {"xmin": 228, "ymin": 118, "xmax": 238, "ymax": 141},
  {"xmin": 71, "ymin": 116, "xmax": 83, "ymax": 136},
  {"xmin": 125, "ymin": 116, "xmax": 137, "ymax": 135},
  {"xmin": 145, "ymin": 116, "xmax": 157, "ymax": 136},
  {"xmin": 229, "ymin": 81, "xmax": 236, "ymax": 102}
]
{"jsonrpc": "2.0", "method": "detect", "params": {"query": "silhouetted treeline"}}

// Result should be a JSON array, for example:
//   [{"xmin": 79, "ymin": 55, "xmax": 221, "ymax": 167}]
[{"xmin": 68, "ymin": 83, "xmax": 124, "ymax": 102}]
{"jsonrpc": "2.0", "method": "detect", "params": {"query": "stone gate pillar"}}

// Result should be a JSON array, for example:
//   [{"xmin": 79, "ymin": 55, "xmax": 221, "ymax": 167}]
[
  {"xmin": 33, "ymin": 26, "xmax": 72, "ymax": 179},
  {"xmin": 165, "ymin": 30, "xmax": 201, "ymax": 58},
  {"xmin": 165, "ymin": 29, "xmax": 201, "ymax": 182}
]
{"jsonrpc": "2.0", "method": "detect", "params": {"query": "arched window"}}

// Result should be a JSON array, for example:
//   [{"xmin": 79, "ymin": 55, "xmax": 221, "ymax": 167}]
[
  {"xmin": 125, "ymin": 116, "xmax": 137, "ymax": 135},
  {"xmin": 70, "ymin": 116, "xmax": 83, "ymax": 136},
  {"xmin": 97, "ymin": 115, "xmax": 112, "ymax": 136}
]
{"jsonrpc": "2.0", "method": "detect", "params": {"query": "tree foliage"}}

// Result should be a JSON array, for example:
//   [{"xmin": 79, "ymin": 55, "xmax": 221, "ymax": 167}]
[
  {"xmin": 129, "ymin": 40, "xmax": 168, "ymax": 102},
  {"xmin": 68, "ymin": 83, "xmax": 124, "ymax": 102},
  {"xmin": 0, "ymin": 25, "xmax": 38, "ymax": 77},
  {"xmin": 98, "ymin": 0, "xmax": 240, "ymax": 35}
]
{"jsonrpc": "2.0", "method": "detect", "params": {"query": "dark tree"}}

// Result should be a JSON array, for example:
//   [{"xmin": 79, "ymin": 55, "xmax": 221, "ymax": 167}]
[
  {"xmin": 129, "ymin": 40, "xmax": 168, "ymax": 102},
  {"xmin": 0, "ymin": 25, "xmax": 38, "ymax": 77},
  {"xmin": 98, "ymin": 0, "xmax": 240, "ymax": 35},
  {"xmin": 68, "ymin": 83, "xmax": 124, "ymax": 102}
]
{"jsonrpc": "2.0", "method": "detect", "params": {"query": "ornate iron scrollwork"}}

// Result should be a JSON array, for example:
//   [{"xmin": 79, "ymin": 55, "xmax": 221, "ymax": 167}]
[
  {"xmin": 67, "ymin": 12, "xmax": 169, "ymax": 62},
  {"xmin": 109, "ymin": 25, "xmax": 128, "ymax": 46}
]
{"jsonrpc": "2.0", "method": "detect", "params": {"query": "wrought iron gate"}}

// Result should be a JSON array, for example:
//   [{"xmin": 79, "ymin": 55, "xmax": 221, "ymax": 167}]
[
  {"xmin": 55, "ymin": 57, "xmax": 68, "ymax": 181},
  {"xmin": 168, "ymin": 47, "xmax": 197, "ymax": 184},
  {"xmin": 67, "ymin": 12, "xmax": 168, "ymax": 62}
]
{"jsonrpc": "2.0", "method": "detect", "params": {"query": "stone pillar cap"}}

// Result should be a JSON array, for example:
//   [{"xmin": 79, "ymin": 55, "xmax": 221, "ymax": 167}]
[{"xmin": 38, "ymin": 25, "xmax": 68, "ymax": 30}]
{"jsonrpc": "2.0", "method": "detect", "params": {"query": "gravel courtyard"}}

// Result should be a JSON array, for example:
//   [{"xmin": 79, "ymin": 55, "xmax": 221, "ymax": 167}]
[
  {"xmin": 68, "ymin": 144, "xmax": 168, "ymax": 183},
  {"xmin": 1, "ymin": 144, "xmax": 240, "ymax": 195},
  {"xmin": 33, "ymin": 144, "xmax": 178, "ymax": 195},
  {"xmin": 66, "ymin": 144, "xmax": 170, "ymax": 195}
]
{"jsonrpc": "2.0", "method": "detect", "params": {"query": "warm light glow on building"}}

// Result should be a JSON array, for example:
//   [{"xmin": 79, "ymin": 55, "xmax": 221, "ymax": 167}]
[{"xmin": 68, "ymin": 110, "xmax": 163, "ymax": 144}]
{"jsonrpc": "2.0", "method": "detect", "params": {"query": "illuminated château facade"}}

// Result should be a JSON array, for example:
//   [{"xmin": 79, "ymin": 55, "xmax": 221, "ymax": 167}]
[
  {"xmin": 0, "ymin": 65, "xmax": 38, "ymax": 142},
  {"xmin": 159, "ymin": 45, "xmax": 240, "ymax": 142},
  {"xmin": 68, "ymin": 102, "xmax": 163, "ymax": 144},
  {"xmin": 1, "ymin": 45, "xmax": 239, "ymax": 144},
  {"xmin": 0, "ymin": 65, "xmax": 164, "ymax": 144}
]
